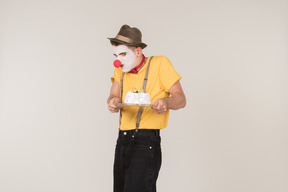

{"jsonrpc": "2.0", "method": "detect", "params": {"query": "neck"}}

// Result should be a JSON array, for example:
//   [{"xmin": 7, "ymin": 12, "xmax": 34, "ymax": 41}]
[{"xmin": 129, "ymin": 54, "xmax": 146, "ymax": 74}]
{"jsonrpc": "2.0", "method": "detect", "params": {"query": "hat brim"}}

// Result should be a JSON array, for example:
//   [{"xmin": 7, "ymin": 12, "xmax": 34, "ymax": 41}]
[{"xmin": 108, "ymin": 38, "xmax": 147, "ymax": 49}]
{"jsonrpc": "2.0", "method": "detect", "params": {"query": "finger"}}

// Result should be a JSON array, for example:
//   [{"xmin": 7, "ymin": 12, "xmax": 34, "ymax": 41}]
[
  {"xmin": 157, "ymin": 104, "xmax": 164, "ymax": 110},
  {"xmin": 158, "ymin": 110, "xmax": 167, "ymax": 114},
  {"xmin": 109, "ymin": 107, "xmax": 119, "ymax": 113},
  {"xmin": 156, "ymin": 107, "xmax": 167, "ymax": 114},
  {"xmin": 108, "ymin": 105, "xmax": 118, "ymax": 111},
  {"xmin": 153, "ymin": 100, "xmax": 159, "ymax": 107},
  {"xmin": 108, "ymin": 103, "xmax": 115, "ymax": 108}
]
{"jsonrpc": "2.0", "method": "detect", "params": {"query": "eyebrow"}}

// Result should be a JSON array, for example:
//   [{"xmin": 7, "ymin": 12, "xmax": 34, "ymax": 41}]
[{"xmin": 113, "ymin": 52, "xmax": 127, "ymax": 57}]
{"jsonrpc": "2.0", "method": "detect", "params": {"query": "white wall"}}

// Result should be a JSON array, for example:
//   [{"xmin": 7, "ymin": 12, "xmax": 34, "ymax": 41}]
[{"xmin": 0, "ymin": 0, "xmax": 287, "ymax": 192}]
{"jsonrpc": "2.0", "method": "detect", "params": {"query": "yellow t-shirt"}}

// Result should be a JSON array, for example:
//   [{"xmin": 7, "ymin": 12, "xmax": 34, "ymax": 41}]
[{"xmin": 111, "ymin": 55, "xmax": 182, "ymax": 130}]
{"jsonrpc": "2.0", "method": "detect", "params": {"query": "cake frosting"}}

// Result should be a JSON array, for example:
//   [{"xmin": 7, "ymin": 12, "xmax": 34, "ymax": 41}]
[{"xmin": 124, "ymin": 91, "xmax": 151, "ymax": 104}]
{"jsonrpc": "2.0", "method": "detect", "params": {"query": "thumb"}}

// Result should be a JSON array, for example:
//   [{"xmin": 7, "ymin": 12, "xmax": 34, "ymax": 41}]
[
  {"xmin": 153, "ymin": 99, "xmax": 159, "ymax": 108},
  {"xmin": 111, "ymin": 97, "xmax": 118, "ymax": 105}
]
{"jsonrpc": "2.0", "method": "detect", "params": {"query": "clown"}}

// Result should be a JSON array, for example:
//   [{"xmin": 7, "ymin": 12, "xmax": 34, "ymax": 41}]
[
  {"xmin": 107, "ymin": 25, "xmax": 186, "ymax": 192},
  {"xmin": 112, "ymin": 45, "xmax": 145, "ymax": 73}
]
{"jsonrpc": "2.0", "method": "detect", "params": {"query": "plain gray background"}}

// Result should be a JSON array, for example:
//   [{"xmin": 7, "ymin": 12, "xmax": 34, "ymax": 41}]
[{"xmin": 0, "ymin": 0, "xmax": 287, "ymax": 191}]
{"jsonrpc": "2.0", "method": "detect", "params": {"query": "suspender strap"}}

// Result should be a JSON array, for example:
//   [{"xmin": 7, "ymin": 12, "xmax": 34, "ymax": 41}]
[
  {"xmin": 119, "ymin": 56, "xmax": 154, "ymax": 131},
  {"xmin": 135, "ymin": 56, "xmax": 153, "ymax": 132},
  {"xmin": 142, "ymin": 56, "xmax": 152, "ymax": 92},
  {"xmin": 119, "ymin": 72, "xmax": 125, "ymax": 127}
]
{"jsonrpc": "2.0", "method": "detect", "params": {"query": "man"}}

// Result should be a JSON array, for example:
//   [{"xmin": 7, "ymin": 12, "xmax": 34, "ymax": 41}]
[{"xmin": 107, "ymin": 24, "xmax": 186, "ymax": 192}]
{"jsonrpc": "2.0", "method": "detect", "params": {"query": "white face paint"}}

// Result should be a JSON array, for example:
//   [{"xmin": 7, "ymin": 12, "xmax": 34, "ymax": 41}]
[{"xmin": 112, "ymin": 45, "xmax": 138, "ymax": 72}]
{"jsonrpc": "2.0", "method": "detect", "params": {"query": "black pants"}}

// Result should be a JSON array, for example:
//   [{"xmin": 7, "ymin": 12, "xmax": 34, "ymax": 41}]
[{"xmin": 114, "ymin": 129, "xmax": 162, "ymax": 192}]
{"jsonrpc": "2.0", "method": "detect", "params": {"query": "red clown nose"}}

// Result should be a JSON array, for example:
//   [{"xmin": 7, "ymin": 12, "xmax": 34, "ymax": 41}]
[{"xmin": 113, "ymin": 60, "xmax": 122, "ymax": 68}]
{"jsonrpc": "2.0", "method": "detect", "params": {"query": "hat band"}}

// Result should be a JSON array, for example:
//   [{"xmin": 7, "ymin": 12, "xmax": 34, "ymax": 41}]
[{"xmin": 115, "ymin": 35, "xmax": 137, "ymax": 44}]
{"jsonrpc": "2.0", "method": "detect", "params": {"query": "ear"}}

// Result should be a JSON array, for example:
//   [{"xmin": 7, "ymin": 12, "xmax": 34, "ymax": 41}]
[{"xmin": 134, "ymin": 47, "xmax": 143, "ymax": 57}]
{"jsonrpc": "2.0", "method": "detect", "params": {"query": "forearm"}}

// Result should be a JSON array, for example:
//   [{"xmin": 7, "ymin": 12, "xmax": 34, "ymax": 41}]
[
  {"xmin": 107, "ymin": 81, "xmax": 122, "ymax": 113},
  {"xmin": 152, "ymin": 81, "xmax": 186, "ymax": 114},
  {"xmin": 107, "ymin": 81, "xmax": 121, "ymax": 104},
  {"xmin": 163, "ymin": 92, "xmax": 186, "ymax": 110}
]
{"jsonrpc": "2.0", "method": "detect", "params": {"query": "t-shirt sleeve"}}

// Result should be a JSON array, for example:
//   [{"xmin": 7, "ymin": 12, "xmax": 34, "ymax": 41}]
[
  {"xmin": 158, "ymin": 56, "xmax": 182, "ymax": 92},
  {"xmin": 111, "ymin": 68, "xmax": 122, "ymax": 84}
]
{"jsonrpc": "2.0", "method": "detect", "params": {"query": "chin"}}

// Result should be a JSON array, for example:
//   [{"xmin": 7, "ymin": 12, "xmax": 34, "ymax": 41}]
[{"xmin": 121, "ymin": 68, "xmax": 130, "ymax": 73}]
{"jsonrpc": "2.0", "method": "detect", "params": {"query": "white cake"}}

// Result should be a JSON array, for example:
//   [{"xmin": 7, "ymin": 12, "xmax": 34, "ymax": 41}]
[{"xmin": 124, "ymin": 91, "xmax": 151, "ymax": 104}]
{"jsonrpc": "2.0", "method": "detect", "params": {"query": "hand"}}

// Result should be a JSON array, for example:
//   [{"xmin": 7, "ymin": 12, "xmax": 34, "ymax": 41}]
[
  {"xmin": 107, "ymin": 96, "xmax": 122, "ymax": 113},
  {"xmin": 152, "ymin": 99, "xmax": 168, "ymax": 114}
]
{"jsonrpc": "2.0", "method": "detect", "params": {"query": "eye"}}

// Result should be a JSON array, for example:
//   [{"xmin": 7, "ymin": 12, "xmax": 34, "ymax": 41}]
[{"xmin": 120, "ymin": 53, "xmax": 127, "ymax": 56}]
